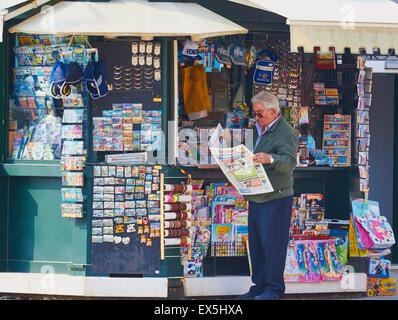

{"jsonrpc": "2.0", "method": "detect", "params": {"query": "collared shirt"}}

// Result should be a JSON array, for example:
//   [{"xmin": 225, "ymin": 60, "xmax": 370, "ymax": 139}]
[{"xmin": 254, "ymin": 114, "xmax": 281, "ymax": 150}]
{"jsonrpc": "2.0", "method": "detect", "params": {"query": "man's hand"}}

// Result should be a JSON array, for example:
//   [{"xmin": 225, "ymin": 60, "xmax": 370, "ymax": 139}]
[{"xmin": 253, "ymin": 152, "xmax": 273, "ymax": 164}]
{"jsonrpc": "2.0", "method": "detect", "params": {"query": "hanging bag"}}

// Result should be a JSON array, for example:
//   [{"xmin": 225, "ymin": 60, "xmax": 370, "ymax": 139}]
[
  {"xmin": 351, "ymin": 199, "xmax": 396, "ymax": 250},
  {"xmin": 354, "ymin": 215, "xmax": 395, "ymax": 249},
  {"xmin": 252, "ymin": 48, "xmax": 278, "ymax": 85}
]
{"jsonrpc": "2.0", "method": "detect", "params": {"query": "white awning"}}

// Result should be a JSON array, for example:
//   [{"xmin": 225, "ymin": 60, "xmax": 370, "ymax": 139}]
[
  {"xmin": 1, "ymin": 0, "xmax": 53, "ymax": 42},
  {"xmin": 1, "ymin": 1, "xmax": 30, "ymax": 10},
  {"xmin": 229, "ymin": 0, "xmax": 398, "ymax": 54},
  {"xmin": 8, "ymin": 0, "xmax": 248, "ymax": 41},
  {"xmin": 1, "ymin": 1, "xmax": 29, "ymax": 42}
]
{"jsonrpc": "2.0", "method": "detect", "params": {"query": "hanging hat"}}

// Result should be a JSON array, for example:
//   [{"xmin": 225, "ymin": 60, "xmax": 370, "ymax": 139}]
[
  {"xmin": 84, "ymin": 60, "xmax": 98, "ymax": 98},
  {"xmin": 182, "ymin": 40, "xmax": 202, "ymax": 60},
  {"xmin": 66, "ymin": 61, "xmax": 84, "ymax": 86},
  {"xmin": 229, "ymin": 39, "xmax": 247, "ymax": 66},
  {"xmin": 214, "ymin": 39, "xmax": 231, "ymax": 65},
  {"xmin": 49, "ymin": 61, "xmax": 67, "ymax": 99},
  {"xmin": 84, "ymin": 60, "xmax": 108, "ymax": 99},
  {"xmin": 93, "ymin": 61, "xmax": 108, "ymax": 98}
]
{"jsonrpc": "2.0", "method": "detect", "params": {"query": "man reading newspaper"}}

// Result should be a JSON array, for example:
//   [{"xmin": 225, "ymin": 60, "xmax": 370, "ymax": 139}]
[{"xmin": 210, "ymin": 91, "xmax": 298, "ymax": 300}]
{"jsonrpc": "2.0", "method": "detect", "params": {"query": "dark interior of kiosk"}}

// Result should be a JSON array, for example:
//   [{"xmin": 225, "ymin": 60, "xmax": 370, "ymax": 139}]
[{"xmin": 7, "ymin": 27, "xmax": 363, "ymax": 276}]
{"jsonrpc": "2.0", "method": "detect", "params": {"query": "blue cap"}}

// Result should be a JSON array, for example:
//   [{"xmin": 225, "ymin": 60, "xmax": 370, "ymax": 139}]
[
  {"xmin": 93, "ymin": 61, "xmax": 108, "ymax": 98},
  {"xmin": 215, "ymin": 40, "xmax": 231, "ymax": 65},
  {"xmin": 84, "ymin": 60, "xmax": 98, "ymax": 97},
  {"xmin": 66, "ymin": 61, "xmax": 83, "ymax": 86},
  {"xmin": 229, "ymin": 40, "xmax": 247, "ymax": 66},
  {"xmin": 84, "ymin": 61, "xmax": 109, "ymax": 99},
  {"xmin": 50, "ymin": 61, "xmax": 67, "ymax": 99}
]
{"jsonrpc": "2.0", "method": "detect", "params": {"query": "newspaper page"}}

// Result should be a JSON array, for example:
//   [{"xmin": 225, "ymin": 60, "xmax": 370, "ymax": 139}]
[{"xmin": 209, "ymin": 124, "xmax": 274, "ymax": 195}]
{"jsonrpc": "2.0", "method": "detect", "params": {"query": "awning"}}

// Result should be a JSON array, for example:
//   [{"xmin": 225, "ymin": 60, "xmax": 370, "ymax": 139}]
[
  {"xmin": 1, "ymin": 0, "xmax": 53, "ymax": 42},
  {"xmin": 1, "ymin": 0, "xmax": 30, "ymax": 10},
  {"xmin": 229, "ymin": 0, "xmax": 398, "ymax": 54},
  {"xmin": 8, "ymin": 0, "xmax": 248, "ymax": 41},
  {"xmin": 1, "ymin": 0, "xmax": 29, "ymax": 42}
]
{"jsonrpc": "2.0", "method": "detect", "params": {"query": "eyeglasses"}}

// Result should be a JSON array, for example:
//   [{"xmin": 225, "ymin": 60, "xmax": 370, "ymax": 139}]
[{"xmin": 251, "ymin": 111, "xmax": 265, "ymax": 118}]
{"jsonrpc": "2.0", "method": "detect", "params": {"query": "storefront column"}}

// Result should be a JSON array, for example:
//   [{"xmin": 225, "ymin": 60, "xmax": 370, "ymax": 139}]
[
  {"xmin": 0, "ymin": 29, "xmax": 8, "ymax": 272},
  {"xmin": 393, "ymin": 74, "xmax": 398, "ymax": 264}
]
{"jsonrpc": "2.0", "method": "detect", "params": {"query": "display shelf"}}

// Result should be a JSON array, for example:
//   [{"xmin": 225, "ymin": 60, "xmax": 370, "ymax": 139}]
[
  {"xmin": 182, "ymin": 273, "xmax": 367, "ymax": 297},
  {"xmin": 0, "ymin": 162, "xmax": 61, "ymax": 177},
  {"xmin": 0, "ymin": 273, "xmax": 168, "ymax": 298}
]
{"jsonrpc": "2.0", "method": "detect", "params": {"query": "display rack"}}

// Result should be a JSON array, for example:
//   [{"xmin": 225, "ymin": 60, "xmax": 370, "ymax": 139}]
[
  {"xmin": 322, "ymin": 114, "xmax": 351, "ymax": 167},
  {"xmin": 160, "ymin": 173, "xmax": 193, "ymax": 262}
]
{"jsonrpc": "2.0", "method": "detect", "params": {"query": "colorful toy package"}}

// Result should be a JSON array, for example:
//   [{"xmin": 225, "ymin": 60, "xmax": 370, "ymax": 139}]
[
  {"xmin": 295, "ymin": 240, "xmax": 322, "ymax": 282},
  {"xmin": 367, "ymin": 258, "xmax": 391, "ymax": 278},
  {"xmin": 327, "ymin": 220, "xmax": 349, "ymax": 265},
  {"xmin": 317, "ymin": 240, "xmax": 343, "ymax": 281},
  {"xmin": 284, "ymin": 244, "xmax": 300, "ymax": 282},
  {"xmin": 367, "ymin": 277, "xmax": 397, "ymax": 297}
]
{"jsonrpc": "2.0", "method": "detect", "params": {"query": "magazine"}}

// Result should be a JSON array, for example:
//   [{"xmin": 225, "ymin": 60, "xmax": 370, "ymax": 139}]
[{"xmin": 208, "ymin": 124, "xmax": 274, "ymax": 195}]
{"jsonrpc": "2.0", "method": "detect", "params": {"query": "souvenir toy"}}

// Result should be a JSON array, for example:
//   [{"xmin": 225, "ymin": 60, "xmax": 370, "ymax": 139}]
[
  {"xmin": 284, "ymin": 244, "xmax": 300, "ymax": 282},
  {"xmin": 367, "ymin": 277, "xmax": 396, "ymax": 296},
  {"xmin": 317, "ymin": 240, "xmax": 342, "ymax": 281},
  {"xmin": 295, "ymin": 241, "xmax": 321, "ymax": 282},
  {"xmin": 367, "ymin": 258, "xmax": 391, "ymax": 278}
]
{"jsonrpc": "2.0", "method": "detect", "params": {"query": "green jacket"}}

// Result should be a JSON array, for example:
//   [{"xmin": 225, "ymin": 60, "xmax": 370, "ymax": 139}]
[{"xmin": 244, "ymin": 116, "xmax": 298, "ymax": 204}]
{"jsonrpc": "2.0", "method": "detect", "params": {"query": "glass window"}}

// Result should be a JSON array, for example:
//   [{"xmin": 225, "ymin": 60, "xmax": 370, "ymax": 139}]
[{"xmin": 8, "ymin": 33, "xmax": 88, "ymax": 161}]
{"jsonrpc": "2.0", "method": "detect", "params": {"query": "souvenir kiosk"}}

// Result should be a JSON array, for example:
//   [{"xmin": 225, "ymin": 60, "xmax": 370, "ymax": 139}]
[{"xmin": 0, "ymin": 0, "xmax": 397, "ymax": 298}]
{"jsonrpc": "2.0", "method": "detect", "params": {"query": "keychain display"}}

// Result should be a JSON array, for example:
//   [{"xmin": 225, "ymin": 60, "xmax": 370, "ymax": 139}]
[{"xmin": 111, "ymin": 41, "xmax": 161, "ymax": 92}]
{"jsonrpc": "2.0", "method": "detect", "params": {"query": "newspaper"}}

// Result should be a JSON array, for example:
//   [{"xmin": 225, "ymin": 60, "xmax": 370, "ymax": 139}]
[{"xmin": 208, "ymin": 124, "xmax": 274, "ymax": 195}]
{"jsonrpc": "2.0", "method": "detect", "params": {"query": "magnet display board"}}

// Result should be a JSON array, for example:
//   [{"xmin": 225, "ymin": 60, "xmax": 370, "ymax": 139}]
[{"xmin": 90, "ymin": 164, "xmax": 162, "ymax": 275}]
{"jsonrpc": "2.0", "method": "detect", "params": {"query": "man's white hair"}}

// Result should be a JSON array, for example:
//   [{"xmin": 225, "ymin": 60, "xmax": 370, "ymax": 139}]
[{"xmin": 251, "ymin": 91, "xmax": 280, "ymax": 113}]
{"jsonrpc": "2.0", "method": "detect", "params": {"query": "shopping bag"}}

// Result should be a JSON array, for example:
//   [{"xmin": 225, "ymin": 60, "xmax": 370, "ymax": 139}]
[
  {"xmin": 353, "ymin": 216, "xmax": 376, "ymax": 249},
  {"xmin": 354, "ymin": 215, "xmax": 395, "ymax": 249},
  {"xmin": 351, "ymin": 198, "xmax": 395, "ymax": 250}
]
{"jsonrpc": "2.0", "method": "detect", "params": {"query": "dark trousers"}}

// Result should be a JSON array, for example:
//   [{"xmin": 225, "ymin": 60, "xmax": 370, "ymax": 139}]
[{"xmin": 248, "ymin": 196, "xmax": 293, "ymax": 296}]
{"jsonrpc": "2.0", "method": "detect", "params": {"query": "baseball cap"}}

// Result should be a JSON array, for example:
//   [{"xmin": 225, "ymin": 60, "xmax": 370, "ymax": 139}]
[
  {"xmin": 182, "ymin": 40, "xmax": 202, "ymax": 60},
  {"xmin": 84, "ymin": 60, "xmax": 108, "ymax": 99},
  {"xmin": 215, "ymin": 40, "xmax": 231, "ymax": 65},
  {"xmin": 49, "ymin": 61, "xmax": 68, "ymax": 99},
  {"xmin": 229, "ymin": 40, "xmax": 247, "ymax": 66},
  {"xmin": 66, "ymin": 61, "xmax": 83, "ymax": 86}
]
